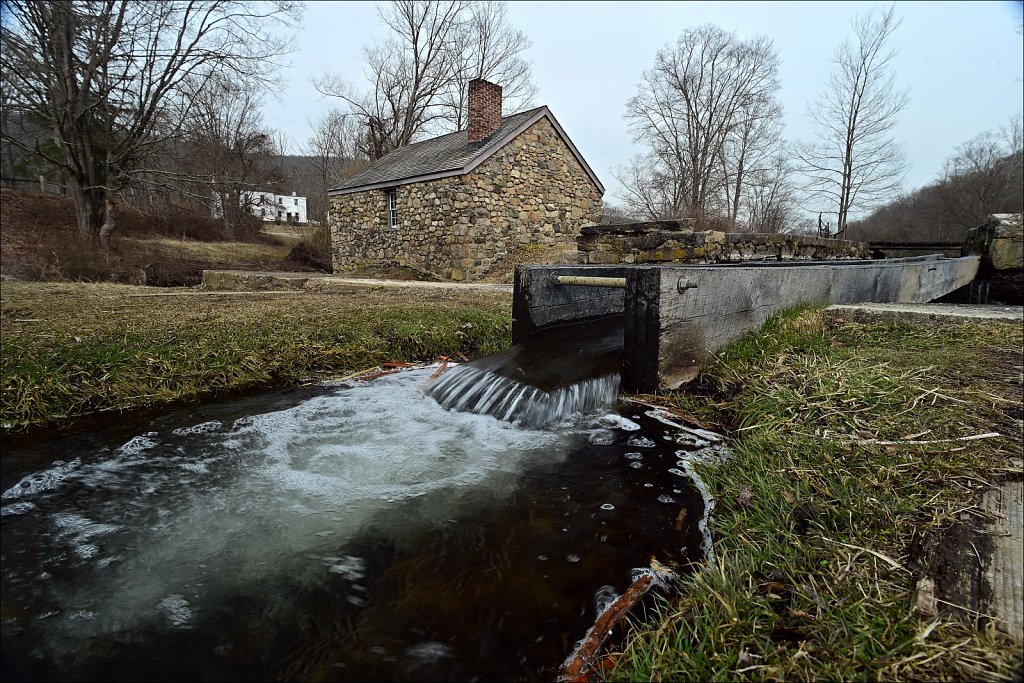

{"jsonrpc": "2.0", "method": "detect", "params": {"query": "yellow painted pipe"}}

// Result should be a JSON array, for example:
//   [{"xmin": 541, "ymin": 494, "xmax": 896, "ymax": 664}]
[{"xmin": 552, "ymin": 275, "xmax": 627, "ymax": 288}]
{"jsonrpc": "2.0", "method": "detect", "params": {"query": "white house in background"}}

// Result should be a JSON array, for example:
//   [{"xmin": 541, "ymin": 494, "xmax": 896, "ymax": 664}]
[
  {"xmin": 213, "ymin": 190, "xmax": 309, "ymax": 223},
  {"xmin": 248, "ymin": 190, "xmax": 308, "ymax": 224}
]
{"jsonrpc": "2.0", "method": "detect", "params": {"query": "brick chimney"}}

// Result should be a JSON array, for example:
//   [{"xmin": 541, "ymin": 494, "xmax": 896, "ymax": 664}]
[{"xmin": 467, "ymin": 79, "xmax": 502, "ymax": 143}]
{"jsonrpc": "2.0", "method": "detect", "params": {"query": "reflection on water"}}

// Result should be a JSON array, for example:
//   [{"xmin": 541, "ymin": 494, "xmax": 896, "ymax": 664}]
[{"xmin": 1, "ymin": 367, "xmax": 724, "ymax": 682}]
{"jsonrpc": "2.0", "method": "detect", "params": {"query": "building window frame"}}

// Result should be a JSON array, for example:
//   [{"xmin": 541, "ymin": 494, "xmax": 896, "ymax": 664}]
[{"xmin": 386, "ymin": 189, "xmax": 398, "ymax": 228}]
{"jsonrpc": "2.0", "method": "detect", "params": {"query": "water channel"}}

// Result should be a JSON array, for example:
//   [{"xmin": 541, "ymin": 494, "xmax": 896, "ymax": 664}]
[{"xmin": 2, "ymin": 359, "xmax": 724, "ymax": 681}]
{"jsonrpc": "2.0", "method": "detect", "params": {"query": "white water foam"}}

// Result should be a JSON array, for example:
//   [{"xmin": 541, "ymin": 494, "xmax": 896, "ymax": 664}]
[
  {"xmin": 5, "ymin": 368, "xmax": 574, "ymax": 643},
  {"xmin": 3, "ymin": 458, "xmax": 83, "ymax": 500}
]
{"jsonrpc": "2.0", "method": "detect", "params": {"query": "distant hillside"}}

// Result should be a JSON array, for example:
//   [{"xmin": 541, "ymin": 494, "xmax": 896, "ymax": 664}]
[
  {"xmin": 272, "ymin": 154, "xmax": 365, "ymax": 224},
  {"xmin": 848, "ymin": 151, "xmax": 1022, "ymax": 243}
]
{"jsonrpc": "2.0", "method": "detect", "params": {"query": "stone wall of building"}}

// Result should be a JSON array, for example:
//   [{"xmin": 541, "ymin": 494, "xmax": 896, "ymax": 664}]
[
  {"xmin": 327, "ymin": 117, "xmax": 603, "ymax": 281},
  {"xmin": 577, "ymin": 222, "xmax": 870, "ymax": 265}
]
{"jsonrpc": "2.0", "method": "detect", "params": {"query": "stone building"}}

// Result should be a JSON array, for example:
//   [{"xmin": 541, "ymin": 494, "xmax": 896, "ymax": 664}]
[{"xmin": 327, "ymin": 79, "xmax": 604, "ymax": 281}]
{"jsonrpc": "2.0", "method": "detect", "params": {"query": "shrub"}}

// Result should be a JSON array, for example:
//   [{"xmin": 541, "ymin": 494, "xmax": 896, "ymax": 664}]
[{"xmin": 283, "ymin": 225, "xmax": 332, "ymax": 272}]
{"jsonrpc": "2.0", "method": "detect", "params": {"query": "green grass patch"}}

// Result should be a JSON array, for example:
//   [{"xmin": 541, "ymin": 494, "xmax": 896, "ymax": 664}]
[
  {"xmin": 1, "ymin": 281, "xmax": 512, "ymax": 430},
  {"xmin": 606, "ymin": 307, "xmax": 1023, "ymax": 682}
]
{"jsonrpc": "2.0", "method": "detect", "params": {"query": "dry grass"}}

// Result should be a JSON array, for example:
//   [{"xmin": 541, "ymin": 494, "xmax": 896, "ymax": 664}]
[
  {"xmin": 603, "ymin": 307, "xmax": 1023, "ymax": 682},
  {"xmin": 1, "ymin": 281, "xmax": 512, "ymax": 430},
  {"xmin": 131, "ymin": 236, "xmax": 290, "ymax": 262},
  {"xmin": 0, "ymin": 188, "xmax": 291, "ymax": 285}
]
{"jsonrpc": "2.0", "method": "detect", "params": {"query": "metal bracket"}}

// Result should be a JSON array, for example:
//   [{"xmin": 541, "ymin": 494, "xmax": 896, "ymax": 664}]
[{"xmin": 677, "ymin": 277, "xmax": 698, "ymax": 293}]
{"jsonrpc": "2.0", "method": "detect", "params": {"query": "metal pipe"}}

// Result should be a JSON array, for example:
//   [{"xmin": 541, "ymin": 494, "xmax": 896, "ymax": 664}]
[{"xmin": 552, "ymin": 275, "xmax": 627, "ymax": 288}]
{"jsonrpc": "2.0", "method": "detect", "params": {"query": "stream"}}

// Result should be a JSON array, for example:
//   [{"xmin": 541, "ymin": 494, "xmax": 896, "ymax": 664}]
[{"xmin": 1, "ymin": 365, "xmax": 724, "ymax": 682}]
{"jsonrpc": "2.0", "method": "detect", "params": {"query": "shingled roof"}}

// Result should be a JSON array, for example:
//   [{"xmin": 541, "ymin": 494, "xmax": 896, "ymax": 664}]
[{"xmin": 327, "ymin": 106, "xmax": 604, "ymax": 196}]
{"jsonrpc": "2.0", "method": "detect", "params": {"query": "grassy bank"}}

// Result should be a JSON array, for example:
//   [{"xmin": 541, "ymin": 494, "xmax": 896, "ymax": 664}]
[
  {"xmin": 0, "ymin": 282, "xmax": 512, "ymax": 430},
  {"xmin": 604, "ymin": 307, "xmax": 1023, "ymax": 681}
]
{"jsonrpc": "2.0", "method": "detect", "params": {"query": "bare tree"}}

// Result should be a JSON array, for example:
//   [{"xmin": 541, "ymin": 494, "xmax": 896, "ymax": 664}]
[
  {"xmin": 175, "ymin": 75, "xmax": 286, "ymax": 235},
  {"xmin": 795, "ymin": 4, "xmax": 908, "ymax": 240},
  {"xmin": 0, "ymin": 0, "xmax": 299, "ymax": 243},
  {"xmin": 314, "ymin": 0, "xmax": 535, "ymax": 160},
  {"xmin": 936, "ymin": 115, "xmax": 1023, "ymax": 230},
  {"xmin": 624, "ymin": 25, "xmax": 783, "ymax": 222},
  {"xmin": 612, "ymin": 152, "xmax": 691, "ymax": 221},
  {"xmin": 743, "ymin": 153, "xmax": 797, "ymax": 233},
  {"xmin": 719, "ymin": 98, "xmax": 784, "ymax": 227},
  {"xmin": 303, "ymin": 108, "xmax": 368, "ymax": 223},
  {"xmin": 599, "ymin": 201, "xmax": 638, "ymax": 225},
  {"xmin": 439, "ymin": 2, "xmax": 536, "ymax": 130},
  {"xmin": 314, "ymin": 0, "xmax": 466, "ymax": 160}
]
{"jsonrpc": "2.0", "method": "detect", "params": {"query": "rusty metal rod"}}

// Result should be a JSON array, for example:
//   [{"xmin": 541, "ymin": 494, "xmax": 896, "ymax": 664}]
[{"xmin": 552, "ymin": 275, "xmax": 627, "ymax": 288}]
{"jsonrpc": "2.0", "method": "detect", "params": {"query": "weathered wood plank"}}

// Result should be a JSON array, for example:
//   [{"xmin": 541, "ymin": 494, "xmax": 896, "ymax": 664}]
[
  {"xmin": 646, "ymin": 256, "xmax": 980, "ymax": 390},
  {"xmin": 512, "ymin": 265, "xmax": 626, "ymax": 342},
  {"xmin": 623, "ymin": 267, "xmax": 660, "ymax": 392}
]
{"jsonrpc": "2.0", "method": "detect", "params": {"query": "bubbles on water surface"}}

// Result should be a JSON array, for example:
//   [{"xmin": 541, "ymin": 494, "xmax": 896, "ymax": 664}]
[
  {"xmin": 323, "ymin": 555, "xmax": 366, "ymax": 581},
  {"xmin": 600, "ymin": 503, "xmax": 615, "ymax": 511},
  {"xmin": 627, "ymin": 436, "xmax": 656, "ymax": 448},
  {"xmin": 117, "ymin": 435, "xmax": 159, "ymax": 456},
  {"xmin": 1, "ymin": 501, "xmax": 37, "ymax": 517},
  {"xmin": 157, "ymin": 594, "xmax": 193, "ymax": 627},
  {"xmin": 171, "ymin": 421, "xmax": 222, "ymax": 436},
  {"xmin": 2, "ymin": 458, "xmax": 82, "ymax": 500},
  {"xmin": 598, "ymin": 414, "xmax": 641, "ymax": 431},
  {"xmin": 51, "ymin": 512, "xmax": 120, "ymax": 562}
]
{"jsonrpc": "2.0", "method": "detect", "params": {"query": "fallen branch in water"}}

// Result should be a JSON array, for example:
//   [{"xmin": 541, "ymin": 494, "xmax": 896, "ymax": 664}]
[
  {"xmin": 331, "ymin": 363, "xmax": 421, "ymax": 383},
  {"xmin": 624, "ymin": 395, "xmax": 719, "ymax": 432},
  {"xmin": 428, "ymin": 361, "xmax": 449, "ymax": 382},
  {"xmin": 558, "ymin": 558, "xmax": 677, "ymax": 683}
]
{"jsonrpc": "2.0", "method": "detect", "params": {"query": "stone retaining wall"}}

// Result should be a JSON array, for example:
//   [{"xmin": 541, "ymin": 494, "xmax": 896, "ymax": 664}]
[
  {"xmin": 577, "ymin": 222, "xmax": 870, "ymax": 265},
  {"xmin": 964, "ymin": 213, "xmax": 1023, "ymax": 303},
  {"xmin": 328, "ymin": 117, "xmax": 602, "ymax": 281}
]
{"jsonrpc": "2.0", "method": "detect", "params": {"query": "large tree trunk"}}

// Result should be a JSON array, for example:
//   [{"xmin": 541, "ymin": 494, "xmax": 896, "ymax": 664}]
[
  {"xmin": 99, "ymin": 195, "xmax": 118, "ymax": 245},
  {"xmin": 71, "ymin": 179, "xmax": 107, "ymax": 242}
]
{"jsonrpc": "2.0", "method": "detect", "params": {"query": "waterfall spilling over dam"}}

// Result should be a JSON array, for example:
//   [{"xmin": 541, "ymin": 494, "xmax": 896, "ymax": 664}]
[{"xmin": 426, "ymin": 316, "xmax": 624, "ymax": 427}]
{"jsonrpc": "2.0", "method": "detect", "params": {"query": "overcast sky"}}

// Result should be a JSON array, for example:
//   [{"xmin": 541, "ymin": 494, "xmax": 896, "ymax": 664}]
[{"xmin": 262, "ymin": 1, "xmax": 1024, "ymax": 216}]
